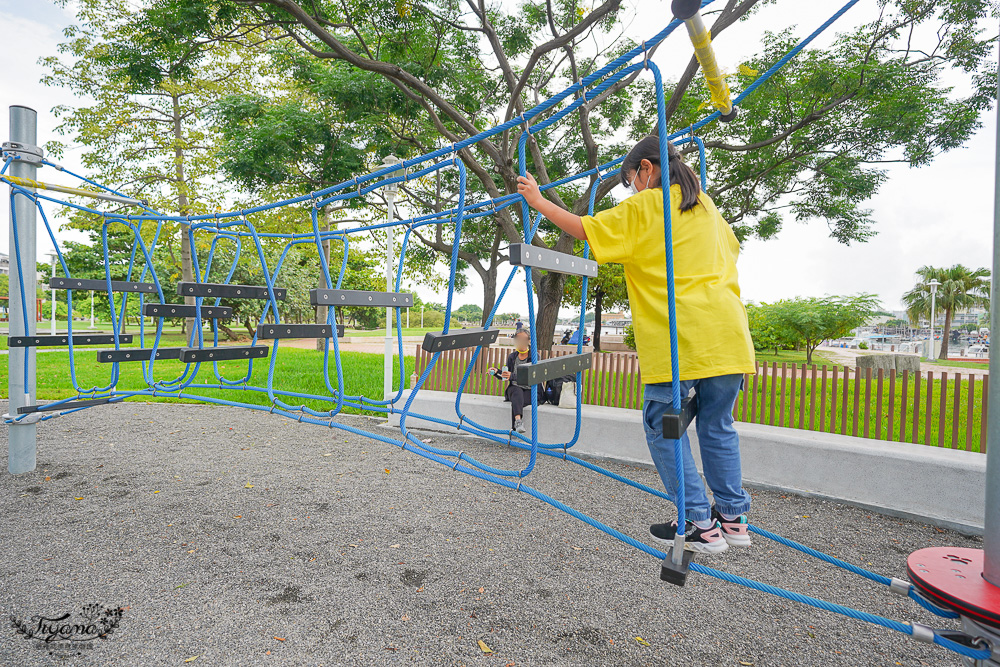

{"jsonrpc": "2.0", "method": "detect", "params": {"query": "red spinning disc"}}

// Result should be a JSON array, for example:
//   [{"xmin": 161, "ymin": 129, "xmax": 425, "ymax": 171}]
[{"xmin": 907, "ymin": 547, "xmax": 1000, "ymax": 630}]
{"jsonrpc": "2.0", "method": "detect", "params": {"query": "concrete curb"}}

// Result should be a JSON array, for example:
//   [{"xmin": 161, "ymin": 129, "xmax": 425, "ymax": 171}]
[{"xmin": 389, "ymin": 390, "xmax": 987, "ymax": 535}]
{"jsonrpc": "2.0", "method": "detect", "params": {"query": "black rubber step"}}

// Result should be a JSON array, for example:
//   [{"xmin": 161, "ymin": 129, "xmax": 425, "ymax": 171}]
[
  {"xmin": 8, "ymin": 334, "xmax": 133, "ymax": 347},
  {"xmin": 177, "ymin": 282, "xmax": 287, "ymax": 300},
  {"xmin": 310, "ymin": 289, "xmax": 413, "ymax": 308},
  {"xmin": 421, "ymin": 328, "xmax": 500, "ymax": 353},
  {"xmin": 662, "ymin": 396, "xmax": 698, "ymax": 439},
  {"xmin": 509, "ymin": 244, "xmax": 598, "ymax": 278},
  {"xmin": 514, "ymin": 353, "xmax": 592, "ymax": 386},
  {"xmin": 50, "ymin": 277, "xmax": 157, "ymax": 293},
  {"xmin": 143, "ymin": 304, "xmax": 232, "ymax": 319},
  {"xmin": 18, "ymin": 397, "xmax": 124, "ymax": 414},
  {"xmin": 256, "ymin": 324, "xmax": 345, "ymax": 339},
  {"xmin": 97, "ymin": 347, "xmax": 184, "ymax": 363},
  {"xmin": 178, "ymin": 346, "xmax": 269, "ymax": 363}
]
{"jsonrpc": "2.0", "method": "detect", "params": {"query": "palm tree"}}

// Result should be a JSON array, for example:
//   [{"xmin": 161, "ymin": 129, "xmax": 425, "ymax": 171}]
[{"xmin": 902, "ymin": 265, "xmax": 990, "ymax": 359}]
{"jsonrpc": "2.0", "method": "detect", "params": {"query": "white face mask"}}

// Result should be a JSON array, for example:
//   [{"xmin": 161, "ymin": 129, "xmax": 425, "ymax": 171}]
[{"xmin": 628, "ymin": 168, "xmax": 649, "ymax": 195}]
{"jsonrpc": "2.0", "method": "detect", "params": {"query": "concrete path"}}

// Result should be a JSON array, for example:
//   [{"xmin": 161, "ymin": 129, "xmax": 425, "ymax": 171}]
[{"xmin": 0, "ymin": 402, "xmax": 982, "ymax": 666}]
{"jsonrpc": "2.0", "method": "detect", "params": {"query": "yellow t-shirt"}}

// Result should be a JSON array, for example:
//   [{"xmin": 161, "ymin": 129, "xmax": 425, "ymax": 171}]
[{"xmin": 581, "ymin": 185, "xmax": 755, "ymax": 384}]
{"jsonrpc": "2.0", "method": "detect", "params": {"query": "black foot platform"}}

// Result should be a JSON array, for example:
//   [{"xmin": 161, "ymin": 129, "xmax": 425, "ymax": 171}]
[{"xmin": 660, "ymin": 547, "xmax": 693, "ymax": 586}]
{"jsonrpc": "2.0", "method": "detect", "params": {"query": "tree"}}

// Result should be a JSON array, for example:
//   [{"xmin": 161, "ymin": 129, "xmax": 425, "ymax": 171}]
[
  {"xmin": 452, "ymin": 304, "xmax": 484, "ymax": 324},
  {"xmin": 765, "ymin": 295, "xmax": 881, "ymax": 364},
  {"xmin": 902, "ymin": 265, "xmax": 990, "ymax": 359},
  {"xmin": 564, "ymin": 262, "xmax": 628, "ymax": 351},
  {"xmin": 76, "ymin": 0, "xmax": 998, "ymax": 350},
  {"xmin": 745, "ymin": 302, "xmax": 796, "ymax": 356},
  {"xmin": 43, "ymin": 0, "xmax": 269, "ymax": 337}
]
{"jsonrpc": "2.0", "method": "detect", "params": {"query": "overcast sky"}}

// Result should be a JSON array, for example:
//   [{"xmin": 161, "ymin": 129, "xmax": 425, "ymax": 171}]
[{"xmin": 1, "ymin": 0, "xmax": 996, "ymax": 318}]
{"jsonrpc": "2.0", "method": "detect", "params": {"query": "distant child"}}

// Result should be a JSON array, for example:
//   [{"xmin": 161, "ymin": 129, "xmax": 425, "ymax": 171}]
[{"xmin": 516, "ymin": 136, "xmax": 756, "ymax": 554}]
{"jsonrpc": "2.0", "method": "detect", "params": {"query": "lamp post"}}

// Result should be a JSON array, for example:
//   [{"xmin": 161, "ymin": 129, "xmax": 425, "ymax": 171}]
[
  {"xmin": 927, "ymin": 279, "xmax": 941, "ymax": 360},
  {"xmin": 47, "ymin": 250, "xmax": 58, "ymax": 335},
  {"xmin": 381, "ymin": 154, "xmax": 401, "ymax": 400}
]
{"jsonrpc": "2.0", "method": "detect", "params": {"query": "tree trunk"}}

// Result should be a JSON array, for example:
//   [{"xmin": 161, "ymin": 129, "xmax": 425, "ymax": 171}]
[
  {"xmin": 939, "ymin": 307, "xmax": 953, "ymax": 360},
  {"xmin": 217, "ymin": 321, "xmax": 240, "ymax": 341},
  {"xmin": 481, "ymin": 267, "xmax": 498, "ymax": 327},
  {"xmin": 171, "ymin": 91, "xmax": 196, "ymax": 339},
  {"xmin": 534, "ymin": 270, "xmax": 566, "ymax": 351},
  {"xmin": 592, "ymin": 288, "xmax": 604, "ymax": 352},
  {"xmin": 316, "ymin": 208, "xmax": 332, "ymax": 350}
]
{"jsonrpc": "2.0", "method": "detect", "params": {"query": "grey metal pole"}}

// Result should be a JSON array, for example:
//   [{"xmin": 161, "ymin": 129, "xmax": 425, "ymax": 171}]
[
  {"xmin": 7, "ymin": 105, "xmax": 38, "ymax": 474},
  {"xmin": 381, "ymin": 155, "xmax": 400, "ymax": 401},
  {"xmin": 984, "ymin": 58, "xmax": 1000, "ymax": 588}
]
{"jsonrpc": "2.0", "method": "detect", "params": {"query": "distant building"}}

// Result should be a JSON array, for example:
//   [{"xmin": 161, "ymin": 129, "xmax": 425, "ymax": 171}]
[{"xmin": 0, "ymin": 252, "xmax": 8, "ymax": 275}]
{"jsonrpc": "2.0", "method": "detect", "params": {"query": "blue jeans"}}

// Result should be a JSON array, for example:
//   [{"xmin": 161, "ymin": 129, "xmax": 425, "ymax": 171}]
[{"xmin": 642, "ymin": 375, "xmax": 751, "ymax": 523}]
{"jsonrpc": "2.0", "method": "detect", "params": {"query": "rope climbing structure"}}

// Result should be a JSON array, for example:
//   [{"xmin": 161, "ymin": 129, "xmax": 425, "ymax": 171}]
[{"xmin": 3, "ymin": 0, "xmax": 998, "ymax": 661}]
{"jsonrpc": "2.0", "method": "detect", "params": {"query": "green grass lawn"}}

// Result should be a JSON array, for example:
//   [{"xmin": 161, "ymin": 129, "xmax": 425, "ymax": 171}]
[
  {"xmin": 734, "ymin": 369, "xmax": 984, "ymax": 452},
  {"xmin": 925, "ymin": 358, "xmax": 990, "ymax": 370},
  {"xmin": 0, "ymin": 347, "xmax": 414, "ymax": 417},
  {"xmin": 344, "ymin": 327, "xmax": 444, "ymax": 337}
]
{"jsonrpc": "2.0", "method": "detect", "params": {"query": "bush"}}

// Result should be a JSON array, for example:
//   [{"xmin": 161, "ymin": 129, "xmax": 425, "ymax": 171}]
[
  {"xmin": 858, "ymin": 341, "xmax": 869, "ymax": 350},
  {"xmin": 624, "ymin": 324, "xmax": 636, "ymax": 350}
]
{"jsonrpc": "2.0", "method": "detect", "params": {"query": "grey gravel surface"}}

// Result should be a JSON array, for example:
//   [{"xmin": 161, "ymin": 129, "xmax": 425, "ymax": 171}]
[{"xmin": 0, "ymin": 402, "xmax": 984, "ymax": 667}]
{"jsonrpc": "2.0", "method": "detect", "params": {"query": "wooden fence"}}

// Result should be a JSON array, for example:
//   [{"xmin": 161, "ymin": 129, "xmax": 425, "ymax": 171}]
[{"xmin": 413, "ymin": 348, "xmax": 988, "ymax": 453}]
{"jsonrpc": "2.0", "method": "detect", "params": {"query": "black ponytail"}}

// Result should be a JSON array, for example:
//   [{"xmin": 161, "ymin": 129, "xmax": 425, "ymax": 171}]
[{"xmin": 620, "ymin": 135, "xmax": 702, "ymax": 212}]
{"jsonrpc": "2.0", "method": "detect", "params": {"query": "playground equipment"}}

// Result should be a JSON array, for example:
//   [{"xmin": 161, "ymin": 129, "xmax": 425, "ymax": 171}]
[{"xmin": 2, "ymin": 0, "xmax": 997, "ymax": 662}]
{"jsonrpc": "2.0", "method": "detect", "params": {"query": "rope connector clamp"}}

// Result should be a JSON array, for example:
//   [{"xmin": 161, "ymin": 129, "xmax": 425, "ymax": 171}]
[{"xmin": 889, "ymin": 577, "xmax": 911, "ymax": 596}]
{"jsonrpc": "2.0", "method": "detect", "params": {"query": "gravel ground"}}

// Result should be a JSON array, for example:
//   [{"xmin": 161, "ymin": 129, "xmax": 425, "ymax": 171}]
[{"xmin": 0, "ymin": 402, "xmax": 984, "ymax": 667}]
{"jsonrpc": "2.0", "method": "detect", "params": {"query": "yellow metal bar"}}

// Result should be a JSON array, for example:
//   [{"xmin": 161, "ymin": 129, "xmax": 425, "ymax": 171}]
[
  {"xmin": 2, "ymin": 173, "xmax": 146, "ymax": 207},
  {"xmin": 672, "ymin": 1, "xmax": 737, "ymax": 122}
]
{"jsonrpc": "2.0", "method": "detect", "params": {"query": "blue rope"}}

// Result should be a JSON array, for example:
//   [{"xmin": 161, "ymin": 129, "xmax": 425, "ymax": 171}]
[{"xmin": 5, "ymin": 1, "xmax": 989, "ymax": 660}]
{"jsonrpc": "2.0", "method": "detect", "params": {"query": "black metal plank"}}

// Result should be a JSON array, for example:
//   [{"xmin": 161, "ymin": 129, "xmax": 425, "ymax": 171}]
[
  {"xmin": 18, "ymin": 397, "xmax": 124, "ymax": 414},
  {"xmin": 8, "ymin": 334, "xmax": 134, "ymax": 347},
  {"xmin": 178, "ymin": 346, "xmax": 269, "ymax": 363},
  {"xmin": 256, "ymin": 324, "xmax": 345, "ymax": 339},
  {"xmin": 97, "ymin": 347, "xmax": 184, "ymax": 363},
  {"xmin": 143, "ymin": 303, "xmax": 232, "ymax": 319},
  {"xmin": 508, "ymin": 244, "xmax": 598, "ymax": 278},
  {"xmin": 177, "ymin": 282, "xmax": 287, "ymax": 301},
  {"xmin": 662, "ymin": 396, "xmax": 698, "ymax": 440},
  {"xmin": 515, "ymin": 353, "xmax": 593, "ymax": 387},
  {"xmin": 310, "ymin": 289, "xmax": 413, "ymax": 308},
  {"xmin": 50, "ymin": 277, "xmax": 158, "ymax": 293},
  {"xmin": 421, "ymin": 328, "xmax": 500, "ymax": 353}
]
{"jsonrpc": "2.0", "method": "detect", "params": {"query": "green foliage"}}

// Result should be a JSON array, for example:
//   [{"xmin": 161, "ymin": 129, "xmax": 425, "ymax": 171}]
[
  {"xmin": 750, "ymin": 294, "xmax": 881, "ymax": 364},
  {"xmin": 746, "ymin": 302, "xmax": 797, "ymax": 355},
  {"xmin": 858, "ymin": 341, "xmax": 869, "ymax": 350},
  {"xmin": 623, "ymin": 324, "xmax": 636, "ymax": 351},
  {"xmin": 451, "ymin": 304, "xmax": 483, "ymax": 324}
]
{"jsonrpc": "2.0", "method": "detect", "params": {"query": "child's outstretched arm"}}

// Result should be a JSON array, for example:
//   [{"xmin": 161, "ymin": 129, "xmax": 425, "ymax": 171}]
[{"xmin": 516, "ymin": 174, "xmax": 587, "ymax": 240}]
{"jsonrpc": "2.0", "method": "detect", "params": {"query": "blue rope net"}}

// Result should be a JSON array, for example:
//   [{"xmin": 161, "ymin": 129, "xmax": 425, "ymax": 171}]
[{"xmin": 1, "ymin": 0, "xmax": 990, "ymax": 660}]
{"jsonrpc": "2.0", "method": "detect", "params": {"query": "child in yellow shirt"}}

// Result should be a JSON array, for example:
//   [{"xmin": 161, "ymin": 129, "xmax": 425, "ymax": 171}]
[{"xmin": 517, "ymin": 136, "xmax": 756, "ymax": 554}]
